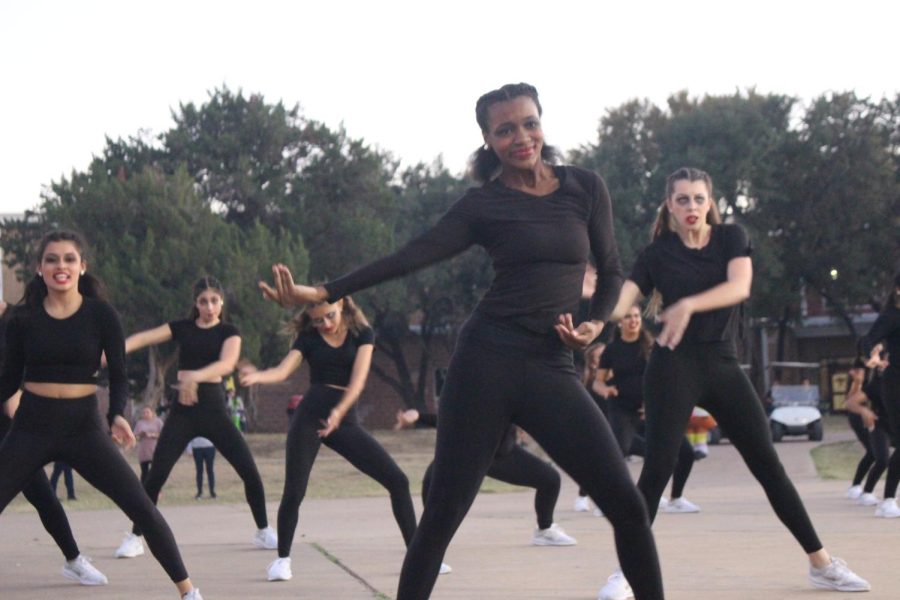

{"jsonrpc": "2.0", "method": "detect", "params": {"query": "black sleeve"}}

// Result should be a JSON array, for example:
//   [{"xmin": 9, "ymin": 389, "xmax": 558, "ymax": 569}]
[
  {"xmin": 860, "ymin": 310, "xmax": 898, "ymax": 356},
  {"xmin": 324, "ymin": 200, "xmax": 475, "ymax": 301},
  {"xmin": 356, "ymin": 327, "xmax": 375, "ymax": 346},
  {"xmin": 629, "ymin": 247, "xmax": 654, "ymax": 297},
  {"xmin": 99, "ymin": 303, "xmax": 128, "ymax": 425},
  {"xmin": 599, "ymin": 344, "xmax": 614, "ymax": 369},
  {"xmin": 586, "ymin": 174, "xmax": 624, "ymax": 322},
  {"xmin": 222, "ymin": 322, "xmax": 240, "ymax": 339},
  {"xmin": 417, "ymin": 412, "xmax": 438, "ymax": 428},
  {"xmin": 168, "ymin": 320, "xmax": 186, "ymax": 344},
  {"xmin": 722, "ymin": 224, "xmax": 752, "ymax": 260},
  {"xmin": 291, "ymin": 333, "xmax": 310, "ymax": 356},
  {"xmin": 0, "ymin": 312, "xmax": 25, "ymax": 403}
]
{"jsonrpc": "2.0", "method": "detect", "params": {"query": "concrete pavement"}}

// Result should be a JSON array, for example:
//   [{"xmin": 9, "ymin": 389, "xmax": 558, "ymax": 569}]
[{"xmin": 2, "ymin": 432, "xmax": 896, "ymax": 599}]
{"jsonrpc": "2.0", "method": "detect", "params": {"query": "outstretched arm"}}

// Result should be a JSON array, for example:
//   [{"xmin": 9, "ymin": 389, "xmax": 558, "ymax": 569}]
[
  {"xmin": 125, "ymin": 324, "xmax": 174, "ymax": 354},
  {"xmin": 240, "ymin": 350, "xmax": 304, "ymax": 386}
]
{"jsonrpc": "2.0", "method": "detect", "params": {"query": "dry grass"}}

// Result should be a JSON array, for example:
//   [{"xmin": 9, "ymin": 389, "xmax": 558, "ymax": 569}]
[{"xmin": 7, "ymin": 428, "xmax": 526, "ymax": 513}]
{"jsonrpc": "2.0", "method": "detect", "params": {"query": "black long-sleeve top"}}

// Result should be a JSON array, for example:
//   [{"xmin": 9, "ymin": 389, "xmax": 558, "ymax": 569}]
[
  {"xmin": 860, "ymin": 303, "xmax": 900, "ymax": 370},
  {"xmin": 0, "ymin": 297, "xmax": 128, "ymax": 425},
  {"xmin": 324, "ymin": 166, "xmax": 623, "ymax": 334}
]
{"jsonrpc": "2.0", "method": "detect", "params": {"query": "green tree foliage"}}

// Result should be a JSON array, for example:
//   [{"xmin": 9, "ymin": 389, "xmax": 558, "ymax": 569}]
[{"xmin": 362, "ymin": 160, "xmax": 491, "ymax": 409}]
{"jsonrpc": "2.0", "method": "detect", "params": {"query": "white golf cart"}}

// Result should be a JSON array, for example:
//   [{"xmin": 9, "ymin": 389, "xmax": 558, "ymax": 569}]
[{"xmin": 767, "ymin": 362, "xmax": 824, "ymax": 442}]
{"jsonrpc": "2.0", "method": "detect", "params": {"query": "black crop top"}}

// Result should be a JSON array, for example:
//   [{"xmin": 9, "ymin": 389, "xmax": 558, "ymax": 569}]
[
  {"xmin": 292, "ymin": 326, "xmax": 375, "ymax": 387},
  {"xmin": 168, "ymin": 319, "xmax": 240, "ymax": 371},
  {"xmin": 0, "ymin": 297, "xmax": 128, "ymax": 424},
  {"xmin": 630, "ymin": 224, "xmax": 752, "ymax": 344},
  {"xmin": 323, "ymin": 166, "xmax": 623, "ymax": 334}
]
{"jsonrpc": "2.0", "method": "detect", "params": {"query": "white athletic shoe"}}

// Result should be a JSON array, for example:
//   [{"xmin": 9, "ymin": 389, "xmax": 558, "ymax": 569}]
[
  {"xmin": 62, "ymin": 554, "xmax": 108, "ymax": 585},
  {"xmin": 267, "ymin": 557, "xmax": 293, "ymax": 581},
  {"xmin": 574, "ymin": 495, "xmax": 592, "ymax": 512},
  {"xmin": 592, "ymin": 506, "xmax": 604, "ymax": 517},
  {"xmin": 598, "ymin": 569, "xmax": 634, "ymax": 600},
  {"xmin": 182, "ymin": 588, "xmax": 203, "ymax": 600},
  {"xmin": 657, "ymin": 497, "xmax": 669, "ymax": 510},
  {"xmin": 114, "ymin": 533, "xmax": 145, "ymax": 558},
  {"xmin": 846, "ymin": 484, "xmax": 863, "ymax": 500},
  {"xmin": 875, "ymin": 497, "xmax": 900, "ymax": 518},
  {"xmin": 532, "ymin": 523, "xmax": 577, "ymax": 546},
  {"xmin": 858, "ymin": 492, "xmax": 879, "ymax": 507},
  {"xmin": 439, "ymin": 562, "xmax": 452, "ymax": 575},
  {"xmin": 808, "ymin": 557, "xmax": 870, "ymax": 592},
  {"xmin": 254, "ymin": 526, "xmax": 279, "ymax": 549},
  {"xmin": 663, "ymin": 497, "xmax": 700, "ymax": 513}
]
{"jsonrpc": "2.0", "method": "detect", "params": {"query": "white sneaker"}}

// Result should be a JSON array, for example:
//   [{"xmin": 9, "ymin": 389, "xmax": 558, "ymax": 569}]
[
  {"xmin": 267, "ymin": 557, "xmax": 292, "ymax": 581},
  {"xmin": 658, "ymin": 496, "xmax": 669, "ymax": 510},
  {"xmin": 532, "ymin": 523, "xmax": 577, "ymax": 546},
  {"xmin": 254, "ymin": 526, "xmax": 278, "ymax": 549},
  {"xmin": 574, "ymin": 495, "xmax": 592, "ymax": 512},
  {"xmin": 808, "ymin": 557, "xmax": 870, "ymax": 592},
  {"xmin": 858, "ymin": 492, "xmax": 879, "ymax": 507},
  {"xmin": 439, "ymin": 562, "xmax": 452, "ymax": 575},
  {"xmin": 663, "ymin": 497, "xmax": 700, "ymax": 513},
  {"xmin": 182, "ymin": 588, "xmax": 203, "ymax": 600},
  {"xmin": 62, "ymin": 554, "xmax": 108, "ymax": 585},
  {"xmin": 592, "ymin": 506, "xmax": 604, "ymax": 517},
  {"xmin": 114, "ymin": 533, "xmax": 145, "ymax": 558},
  {"xmin": 598, "ymin": 569, "xmax": 634, "ymax": 600},
  {"xmin": 846, "ymin": 484, "xmax": 863, "ymax": 500},
  {"xmin": 875, "ymin": 497, "xmax": 900, "ymax": 518}
]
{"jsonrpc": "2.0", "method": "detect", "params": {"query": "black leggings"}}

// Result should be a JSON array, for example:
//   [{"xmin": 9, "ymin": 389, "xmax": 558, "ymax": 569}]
[
  {"xmin": 607, "ymin": 405, "xmax": 696, "ymax": 499},
  {"xmin": 639, "ymin": 342, "xmax": 822, "ymax": 553},
  {"xmin": 848, "ymin": 413, "xmax": 876, "ymax": 486},
  {"xmin": 134, "ymin": 383, "xmax": 267, "ymax": 535},
  {"xmin": 0, "ymin": 392, "xmax": 187, "ymax": 581},
  {"xmin": 0, "ymin": 416, "xmax": 79, "ymax": 561},
  {"xmin": 277, "ymin": 385, "xmax": 416, "ymax": 558},
  {"xmin": 880, "ymin": 367, "xmax": 900, "ymax": 499},
  {"xmin": 861, "ymin": 422, "xmax": 890, "ymax": 494},
  {"xmin": 422, "ymin": 434, "xmax": 561, "ymax": 530},
  {"xmin": 396, "ymin": 314, "xmax": 662, "ymax": 600}
]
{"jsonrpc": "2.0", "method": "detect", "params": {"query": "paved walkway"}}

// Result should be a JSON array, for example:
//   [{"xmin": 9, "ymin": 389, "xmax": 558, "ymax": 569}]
[{"xmin": 2, "ymin": 432, "xmax": 896, "ymax": 599}]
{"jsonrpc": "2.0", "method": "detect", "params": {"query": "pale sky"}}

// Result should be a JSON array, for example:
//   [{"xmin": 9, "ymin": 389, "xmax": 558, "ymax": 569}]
[{"xmin": 1, "ymin": 0, "xmax": 896, "ymax": 213}]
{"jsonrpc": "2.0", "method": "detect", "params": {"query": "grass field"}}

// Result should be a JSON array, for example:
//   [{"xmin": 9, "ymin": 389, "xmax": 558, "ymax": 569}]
[{"xmin": 6, "ymin": 428, "xmax": 528, "ymax": 513}]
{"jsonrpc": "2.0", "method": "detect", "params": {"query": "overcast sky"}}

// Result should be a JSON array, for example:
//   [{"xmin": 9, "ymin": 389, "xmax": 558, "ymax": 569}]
[{"xmin": 1, "ymin": 0, "xmax": 896, "ymax": 213}]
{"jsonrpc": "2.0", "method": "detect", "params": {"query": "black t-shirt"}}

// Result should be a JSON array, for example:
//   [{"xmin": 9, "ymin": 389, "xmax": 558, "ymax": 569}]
[
  {"xmin": 168, "ymin": 319, "xmax": 240, "ymax": 371},
  {"xmin": 324, "ymin": 166, "xmax": 623, "ymax": 334},
  {"xmin": 630, "ymin": 224, "xmax": 752, "ymax": 344},
  {"xmin": 599, "ymin": 337, "xmax": 646, "ymax": 411},
  {"xmin": 0, "ymin": 298, "xmax": 128, "ymax": 423},
  {"xmin": 292, "ymin": 326, "xmax": 375, "ymax": 387}
]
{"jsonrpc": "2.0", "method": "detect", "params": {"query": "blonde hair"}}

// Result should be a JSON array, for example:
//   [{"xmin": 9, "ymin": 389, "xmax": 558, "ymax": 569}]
[{"xmin": 646, "ymin": 167, "xmax": 722, "ymax": 318}]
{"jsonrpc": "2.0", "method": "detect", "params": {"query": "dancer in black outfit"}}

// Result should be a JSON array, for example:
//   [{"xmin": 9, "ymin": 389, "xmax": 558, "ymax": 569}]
[
  {"xmin": 395, "ymin": 408, "xmax": 577, "ymax": 546},
  {"xmin": 114, "ymin": 276, "xmax": 276, "ymax": 559},
  {"xmin": 860, "ymin": 272, "xmax": 900, "ymax": 518},
  {"xmin": 239, "ymin": 295, "xmax": 420, "ymax": 582},
  {"xmin": 0, "ymin": 231, "xmax": 201, "ymax": 599},
  {"xmin": 599, "ymin": 167, "xmax": 869, "ymax": 600},
  {"xmin": 260, "ymin": 83, "xmax": 663, "ymax": 600},
  {"xmin": 845, "ymin": 357, "xmax": 879, "ymax": 501},
  {"xmin": 595, "ymin": 304, "xmax": 699, "ymax": 514},
  {"xmin": 845, "ymin": 348, "xmax": 895, "ymax": 512}
]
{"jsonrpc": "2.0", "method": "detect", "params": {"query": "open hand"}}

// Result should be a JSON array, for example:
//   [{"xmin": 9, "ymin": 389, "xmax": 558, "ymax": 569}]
[
  {"xmin": 554, "ymin": 314, "xmax": 603, "ymax": 350},
  {"xmin": 656, "ymin": 299, "xmax": 693, "ymax": 349},
  {"xmin": 110, "ymin": 415, "xmax": 137, "ymax": 449}
]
